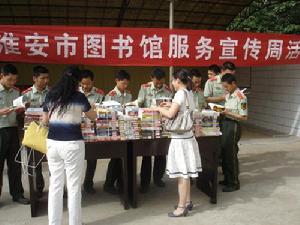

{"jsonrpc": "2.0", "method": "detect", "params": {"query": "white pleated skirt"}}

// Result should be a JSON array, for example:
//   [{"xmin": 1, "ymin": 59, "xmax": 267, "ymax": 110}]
[{"xmin": 166, "ymin": 136, "xmax": 202, "ymax": 179}]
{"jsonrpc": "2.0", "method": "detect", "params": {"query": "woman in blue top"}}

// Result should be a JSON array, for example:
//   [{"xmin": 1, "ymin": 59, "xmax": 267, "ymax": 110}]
[{"xmin": 42, "ymin": 66, "xmax": 96, "ymax": 225}]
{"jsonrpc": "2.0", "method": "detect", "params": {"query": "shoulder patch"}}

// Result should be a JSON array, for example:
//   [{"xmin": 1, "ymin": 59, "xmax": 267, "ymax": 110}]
[
  {"xmin": 13, "ymin": 86, "xmax": 20, "ymax": 92},
  {"xmin": 237, "ymin": 91, "xmax": 245, "ymax": 100},
  {"xmin": 96, "ymin": 88, "xmax": 105, "ymax": 96},
  {"xmin": 142, "ymin": 83, "xmax": 150, "ymax": 88},
  {"xmin": 21, "ymin": 87, "xmax": 32, "ymax": 94},
  {"xmin": 209, "ymin": 76, "xmax": 217, "ymax": 82},
  {"xmin": 241, "ymin": 102, "xmax": 247, "ymax": 110},
  {"xmin": 108, "ymin": 90, "xmax": 116, "ymax": 97}
]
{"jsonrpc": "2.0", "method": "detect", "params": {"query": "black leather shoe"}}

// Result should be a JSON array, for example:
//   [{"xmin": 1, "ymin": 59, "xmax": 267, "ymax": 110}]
[
  {"xmin": 139, "ymin": 186, "xmax": 149, "ymax": 194},
  {"xmin": 37, "ymin": 190, "xmax": 43, "ymax": 198},
  {"xmin": 219, "ymin": 180, "xmax": 240, "ymax": 188},
  {"xmin": 13, "ymin": 196, "xmax": 30, "ymax": 205},
  {"xmin": 222, "ymin": 185, "xmax": 240, "ymax": 192},
  {"xmin": 103, "ymin": 185, "xmax": 119, "ymax": 195},
  {"xmin": 219, "ymin": 180, "xmax": 228, "ymax": 186},
  {"xmin": 154, "ymin": 180, "xmax": 166, "ymax": 188},
  {"xmin": 168, "ymin": 207, "xmax": 188, "ymax": 217},
  {"xmin": 84, "ymin": 185, "xmax": 96, "ymax": 194}
]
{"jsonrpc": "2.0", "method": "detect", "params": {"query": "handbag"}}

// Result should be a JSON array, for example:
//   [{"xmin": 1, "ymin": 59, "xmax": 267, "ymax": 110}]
[
  {"xmin": 22, "ymin": 121, "xmax": 49, "ymax": 154},
  {"xmin": 164, "ymin": 90, "xmax": 194, "ymax": 134}
]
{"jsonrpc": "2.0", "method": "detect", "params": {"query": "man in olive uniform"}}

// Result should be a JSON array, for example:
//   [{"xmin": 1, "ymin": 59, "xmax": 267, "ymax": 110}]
[
  {"xmin": 136, "ymin": 68, "xmax": 172, "ymax": 193},
  {"xmin": 220, "ymin": 73, "xmax": 248, "ymax": 192},
  {"xmin": 207, "ymin": 64, "xmax": 221, "ymax": 79},
  {"xmin": 22, "ymin": 66, "xmax": 49, "ymax": 107},
  {"xmin": 104, "ymin": 70, "xmax": 132, "ymax": 194},
  {"xmin": 79, "ymin": 69, "xmax": 105, "ymax": 194},
  {"xmin": 204, "ymin": 62, "xmax": 236, "ymax": 105},
  {"xmin": 190, "ymin": 69, "xmax": 207, "ymax": 111},
  {"xmin": 22, "ymin": 65, "xmax": 49, "ymax": 198},
  {"xmin": 0, "ymin": 64, "xmax": 30, "ymax": 204}
]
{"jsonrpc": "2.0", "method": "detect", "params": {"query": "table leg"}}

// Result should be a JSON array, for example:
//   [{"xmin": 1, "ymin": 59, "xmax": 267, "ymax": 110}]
[
  {"xmin": 122, "ymin": 156, "xmax": 129, "ymax": 210},
  {"xmin": 210, "ymin": 151, "xmax": 219, "ymax": 204},
  {"xmin": 210, "ymin": 168, "xmax": 218, "ymax": 204},
  {"xmin": 127, "ymin": 141, "xmax": 138, "ymax": 208},
  {"xmin": 131, "ymin": 153, "xmax": 137, "ymax": 208},
  {"xmin": 127, "ymin": 141, "xmax": 137, "ymax": 208}
]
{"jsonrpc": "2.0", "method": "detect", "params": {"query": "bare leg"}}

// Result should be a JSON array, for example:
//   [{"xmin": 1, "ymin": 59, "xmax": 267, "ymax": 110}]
[
  {"xmin": 186, "ymin": 178, "xmax": 191, "ymax": 204},
  {"xmin": 173, "ymin": 177, "xmax": 189, "ymax": 215}
]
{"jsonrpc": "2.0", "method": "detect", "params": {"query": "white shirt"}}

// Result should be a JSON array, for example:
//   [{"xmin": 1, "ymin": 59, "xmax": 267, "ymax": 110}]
[{"xmin": 171, "ymin": 88, "xmax": 195, "ymax": 138}]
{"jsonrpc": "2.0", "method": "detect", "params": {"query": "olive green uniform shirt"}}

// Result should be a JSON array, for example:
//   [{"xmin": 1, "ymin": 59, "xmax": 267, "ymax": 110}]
[
  {"xmin": 79, "ymin": 86, "xmax": 104, "ymax": 105},
  {"xmin": 22, "ymin": 85, "xmax": 49, "ymax": 108},
  {"xmin": 224, "ymin": 88, "xmax": 248, "ymax": 121},
  {"xmin": 105, "ymin": 86, "xmax": 132, "ymax": 105},
  {"xmin": 0, "ymin": 84, "xmax": 20, "ymax": 128},
  {"xmin": 137, "ymin": 82, "xmax": 173, "ymax": 108},
  {"xmin": 193, "ymin": 89, "xmax": 207, "ymax": 111},
  {"xmin": 204, "ymin": 75, "xmax": 226, "ymax": 105}
]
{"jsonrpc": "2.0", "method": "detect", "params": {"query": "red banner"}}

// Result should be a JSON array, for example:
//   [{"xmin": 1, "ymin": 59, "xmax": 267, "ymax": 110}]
[{"xmin": 0, "ymin": 25, "xmax": 300, "ymax": 67}]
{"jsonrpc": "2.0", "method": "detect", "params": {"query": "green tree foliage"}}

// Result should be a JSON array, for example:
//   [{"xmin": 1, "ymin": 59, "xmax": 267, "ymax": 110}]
[{"xmin": 228, "ymin": 0, "xmax": 300, "ymax": 34}]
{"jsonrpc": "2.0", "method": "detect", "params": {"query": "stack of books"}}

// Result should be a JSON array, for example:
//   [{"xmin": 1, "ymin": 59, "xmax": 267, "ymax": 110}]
[
  {"xmin": 193, "ymin": 110, "xmax": 202, "ymax": 137},
  {"xmin": 95, "ymin": 107, "xmax": 120, "ymax": 141},
  {"xmin": 125, "ymin": 106, "xmax": 139, "ymax": 117},
  {"xmin": 139, "ymin": 108, "xmax": 162, "ymax": 139},
  {"xmin": 200, "ymin": 110, "xmax": 221, "ymax": 136},
  {"xmin": 81, "ymin": 115, "xmax": 97, "ymax": 142},
  {"xmin": 118, "ymin": 115, "xmax": 141, "ymax": 140}
]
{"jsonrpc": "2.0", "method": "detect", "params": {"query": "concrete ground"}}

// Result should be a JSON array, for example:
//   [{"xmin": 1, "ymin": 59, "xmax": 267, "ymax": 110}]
[{"xmin": 0, "ymin": 125, "xmax": 300, "ymax": 225}]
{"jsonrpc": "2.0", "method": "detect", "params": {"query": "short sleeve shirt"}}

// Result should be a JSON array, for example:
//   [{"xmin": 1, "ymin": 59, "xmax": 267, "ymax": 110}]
[
  {"xmin": 22, "ymin": 85, "xmax": 49, "ymax": 108},
  {"xmin": 193, "ymin": 89, "xmax": 207, "ymax": 111},
  {"xmin": 171, "ymin": 89, "xmax": 195, "ymax": 138},
  {"xmin": 0, "ymin": 84, "xmax": 20, "ymax": 128},
  {"xmin": 137, "ymin": 82, "xmax": 173, "ymax": 108},
  {"xmin": 43, "ymin": 91, "xmax": 91, "ymax": 141},
  {"xmin": 225, "ymin": 89, "xmax": 248, "ymax": 120},
  {"xmin": 79, "ymin": 87, "xmax": 104, "ymax": 105},
  {"xmin": 105, "ymin": 86, "xmax": 132, "ymax": 105},
  {"xmin": 204, "ymin": 75, "xmax": 226, "ymax": 105}
]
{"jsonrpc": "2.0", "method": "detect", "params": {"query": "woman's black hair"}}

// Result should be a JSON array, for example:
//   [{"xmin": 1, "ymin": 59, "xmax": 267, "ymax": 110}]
[
  {"xmin": 46, "ymin": 66, "xmax": 81, "ymax": 115},
  {"xmin": 173, "ymin": 69, "xmax": 192, "ymax": 91}
]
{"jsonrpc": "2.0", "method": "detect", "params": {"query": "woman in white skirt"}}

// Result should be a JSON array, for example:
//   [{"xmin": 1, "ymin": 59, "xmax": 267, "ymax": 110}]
[{"xmin": 156, "ymin": 69, "xmax": 202, "ymax": 217}]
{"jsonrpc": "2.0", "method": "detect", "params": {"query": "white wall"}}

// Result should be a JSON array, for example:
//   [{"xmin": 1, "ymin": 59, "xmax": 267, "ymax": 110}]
[{"xmin": 246, "ymin": 64, "xmax": 300, "ymax": 136}]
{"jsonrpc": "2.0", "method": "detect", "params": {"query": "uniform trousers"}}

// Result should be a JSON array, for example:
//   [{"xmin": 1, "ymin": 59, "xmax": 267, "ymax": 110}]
[
  {"xmin": 104, "ymin": 159, "xmax": 123, "ymax": 189},
  {"xmin": 140, "ymin": 156, "xmax": 166, "ymax": 187},
  {"xmin": 84, "ymin": 159, "xmax": 97, "ymax": 188},
  {"xmin": 220, "ymin": 118, "xmax": 241, "ymax": 187},
  {"xmin": 0, "ymin": 127, "xmax": 24, "ymax": 199}
]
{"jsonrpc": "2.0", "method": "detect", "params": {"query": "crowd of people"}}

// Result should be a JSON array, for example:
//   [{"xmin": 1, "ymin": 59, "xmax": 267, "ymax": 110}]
[{"xmin": 0, "ymin": 61, "xmax": 247, "ymax": 224}]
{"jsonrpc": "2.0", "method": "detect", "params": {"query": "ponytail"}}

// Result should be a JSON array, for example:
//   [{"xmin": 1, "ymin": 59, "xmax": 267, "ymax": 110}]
[{"xmin": 173, "ymin": 69, "xmax": 193, "ymax": 91}]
